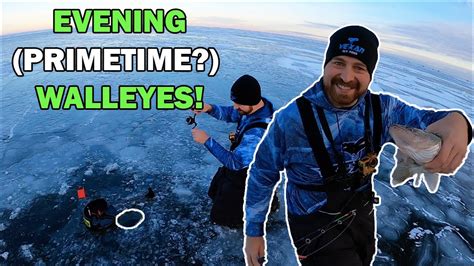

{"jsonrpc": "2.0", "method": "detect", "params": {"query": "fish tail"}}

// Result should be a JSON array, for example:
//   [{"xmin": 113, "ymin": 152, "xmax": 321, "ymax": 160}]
[
  {"xmin": 422, "ymin": 173, "xmax": 441, "ymax": 193},
  {"xmin": 413, "ymin": 174, "xmax": 422, "ymax": 188},
  {"xmin": 391, "ymin": 164, "xmax": 411, "ymax": 187},
  {"xmin": 391, "ymin": 151, "xmax": 412, "ymax": 187}
]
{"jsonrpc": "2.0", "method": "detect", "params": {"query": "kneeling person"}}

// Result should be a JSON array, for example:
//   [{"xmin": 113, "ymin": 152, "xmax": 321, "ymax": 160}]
[{"xmin": 83, "ymin": 198, "xmax": 118, "ymax": 231}]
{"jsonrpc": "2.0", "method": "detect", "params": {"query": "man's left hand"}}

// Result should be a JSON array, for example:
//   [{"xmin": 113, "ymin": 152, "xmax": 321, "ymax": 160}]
[
  {"xmin": 192, "ymin": 128, "xmax": 210, "ymax": 144},
  {"xmin": 425, "ymin": 112, "xmax": 470, "ymax": 174}
]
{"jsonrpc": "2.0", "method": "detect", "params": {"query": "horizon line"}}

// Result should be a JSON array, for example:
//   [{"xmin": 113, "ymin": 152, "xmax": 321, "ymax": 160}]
[{"xmin": 1, "ymin": 24, "xmax": 472, "ymax": 79}]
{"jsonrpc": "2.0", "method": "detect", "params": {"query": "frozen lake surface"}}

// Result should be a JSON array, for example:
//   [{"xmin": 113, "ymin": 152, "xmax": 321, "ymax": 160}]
[{"xmin": 0, "ymin": 27, "xmax": 472, "ymax": 265}]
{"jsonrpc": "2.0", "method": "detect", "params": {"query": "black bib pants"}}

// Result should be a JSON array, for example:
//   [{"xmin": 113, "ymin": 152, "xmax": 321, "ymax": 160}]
[{"xmin": 289, "ymin": 186, "xmax": 376, "ymax": 266}]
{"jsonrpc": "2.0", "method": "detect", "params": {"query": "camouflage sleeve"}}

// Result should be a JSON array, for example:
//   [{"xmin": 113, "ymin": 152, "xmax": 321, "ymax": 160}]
[
  {"xmin": 383, "ymin": 94, "xmax": 473, "ymax": 145},
  {"xmin": 244, "ymin": 115, "xmax": 285, "ymax": 237},
  {"xmin": 208, "ymin": 104, "xmax": 241, "ymax": 123},
  {"xmin": 384, "ymin": 94, "xmax": 450, "ymax": 130},
  {"xmin": 204, "ymin": 128, "xmax": 266, "ymax": 171}
]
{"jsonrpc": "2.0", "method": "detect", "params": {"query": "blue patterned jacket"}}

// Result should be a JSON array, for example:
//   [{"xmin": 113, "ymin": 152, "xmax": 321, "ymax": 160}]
[{"xmin": 244, "ymin": 79, "xmax": 453, "ymax": 237}]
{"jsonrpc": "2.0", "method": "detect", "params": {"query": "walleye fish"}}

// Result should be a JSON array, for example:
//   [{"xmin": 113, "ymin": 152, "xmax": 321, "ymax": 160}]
[{"xmin": 389, "ymin": 124, "xmax": 442, "ymax": 193}]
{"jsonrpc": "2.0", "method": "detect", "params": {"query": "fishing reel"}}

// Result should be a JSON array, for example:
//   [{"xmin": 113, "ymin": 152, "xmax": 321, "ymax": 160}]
[
  {"xmin": 186, "ymin": 114, "xmax": 197, "ymax": 129},
  {"xmin": 358, "ymin": 152, "xmax": 378, "ymax": 176}
]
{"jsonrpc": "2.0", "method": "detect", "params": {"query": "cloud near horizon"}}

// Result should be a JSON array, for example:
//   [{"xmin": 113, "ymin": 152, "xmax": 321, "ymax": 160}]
[{"xmin": 1, "ymin": 2, "xmax": 471, "ymax": 73}]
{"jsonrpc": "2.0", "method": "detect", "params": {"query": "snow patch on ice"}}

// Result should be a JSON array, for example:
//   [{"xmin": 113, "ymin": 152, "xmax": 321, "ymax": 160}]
[
  {"xmin": 119, "ymin": 146, "xmax": 146, "ymax": 162},
  {"xmin": 66, "ymin": 166, "xmax": 79, "ymax": 174},
  {"xmin": 9, "ymin": 208, "xmax": 21, "ymax": 220},
  {"xmin": 104, "ymin": 163, "xmax": 119, "ymax": 175},
  {"xmin": 58, "ymin": 182, "xmax": 70, "ymax": 195},
  {"xmin": 173, "ymin": 185, "xmax": 193, "ymax": 198},
  {"xmin": 84, "ymin": 167, "xmax": 93, "ymax": 176},
  {"xmin": 0, "ymin": 252, "xmax": 8, "ymax": 260},
  {"xmin": 20, "ymin": 244, "xmax": 33, "ymax": 261}
]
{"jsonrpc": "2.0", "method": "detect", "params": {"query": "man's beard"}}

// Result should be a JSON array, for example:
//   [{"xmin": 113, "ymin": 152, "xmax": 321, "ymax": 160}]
[
  {"xmin": 238, "ymin": 107, "xmax": 253, "ymax": 115},
  {"xmin": 324, "ymin": 76, "xmax": 365, "ymax": 107}
]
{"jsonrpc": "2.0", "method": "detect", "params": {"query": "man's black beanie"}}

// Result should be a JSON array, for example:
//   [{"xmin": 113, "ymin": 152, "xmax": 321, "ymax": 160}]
[
  {"xmin": 324, "ymin": 25, "xmax": 379, "ymax": 77},
  {"xmin": 230, "ymin": 74, "xmax": 261, "ymax": 105}
]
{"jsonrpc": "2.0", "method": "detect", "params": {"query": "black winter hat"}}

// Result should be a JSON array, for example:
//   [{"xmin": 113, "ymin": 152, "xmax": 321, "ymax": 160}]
[
  {"xmin": 324, "ymin": 25, "xmax": 379, "ymax": 77},
  {"xmin": 230, "ymin": 74, "xmax": 261, "ymax": 105}
]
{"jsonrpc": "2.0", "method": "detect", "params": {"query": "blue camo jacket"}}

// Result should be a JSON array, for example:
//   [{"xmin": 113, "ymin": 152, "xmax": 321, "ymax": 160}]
[
  {"xmin": 244, "ymin": 79, "xmax": 452, "ymax": 237},
  {"xmin": 204, "ymin": 98, "xmax": 274, "ymax": 171}
]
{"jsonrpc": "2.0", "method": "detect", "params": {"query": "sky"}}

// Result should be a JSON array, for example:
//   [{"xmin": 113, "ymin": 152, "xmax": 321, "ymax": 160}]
[{"xmin": 1, "ymin": 1, "xmax": 472, "ymax": 72}]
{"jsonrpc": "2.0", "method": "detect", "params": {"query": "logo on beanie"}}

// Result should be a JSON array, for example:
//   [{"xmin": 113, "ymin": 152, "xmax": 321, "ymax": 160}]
[{"xmin": 339, "ymin": 37, "xmax": 365, "ymax": 55}]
